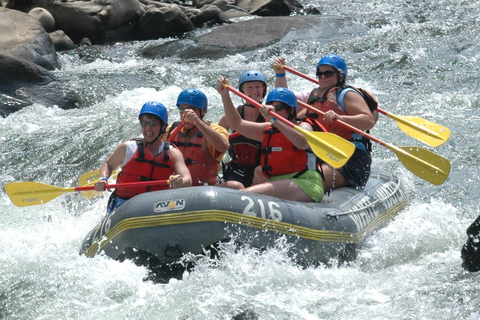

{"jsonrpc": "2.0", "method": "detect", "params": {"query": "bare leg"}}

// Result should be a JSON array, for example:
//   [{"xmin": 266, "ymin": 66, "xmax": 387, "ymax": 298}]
[
  {"xmin": 320, "ymin": 164, "xmax": 348, "ymax": 192},
  {"xmin": 244, "ymin": 179, "xmax": 314, "ymax": 202},
  {"xmin": 251, "ymin": 165, "xmax": 268, "ymax": 185},
  {"xmin": 218, "ymin": 180, "xmax": 245, "ymax": 190}
]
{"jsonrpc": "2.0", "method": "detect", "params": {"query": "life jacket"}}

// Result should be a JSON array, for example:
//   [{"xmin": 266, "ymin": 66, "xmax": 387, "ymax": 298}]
[
  {"xmin": 307, "ymin": 86, "xmax": 377, "ymax": 152},
  {"xmin": 169, "ymin": 121, "xmax": 219, "ymax": 186},
  {"xmin": 298, "ymin": 116, "xmax": 328, "ymax": 133},
  {"xmin": 227, "ymin": 105, "xmax": 264, "ymax": 167},
  {"xmin": 260, "ymin": 124, "xmax": 308, "ymax": 177},
  {"xmin": 115, "ymin": 139, "xmax": 174, "ymax": 198}
]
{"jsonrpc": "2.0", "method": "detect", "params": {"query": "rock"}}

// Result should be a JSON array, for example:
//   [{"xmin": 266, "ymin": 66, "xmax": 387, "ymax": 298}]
[
  {"xmin": 236, "ymin": 0, "xmax": 302, "ymax": 16},
  {"xmin": 28, "ymin": 7, "xmax": 56, "ymax": 32},
  {"xmin": 34, "ymin": 0, "xmax": 143, "ymax": 44},
  {"xmin": 0, "ymin": 8, "xmax": 78, "ymax": 117},
  {"xmin": 461, "ymin": 215, "xmax": 480, "ymax": 272},
  {"xmin": 49, "ymin": 30, "xmax": 76, "ymax": 51},
  {"xmin": 219, "ymin": 8, "xmax": 251, "ymax": 21},
  {"xmin": 142, "ymin": 15, "xmax": 370, "ymax": 59},
  {"xmin": 193, "ymin": 4, "xmax": 223, "ymax": 26},
  {"xmin": 139, "ymin": 5, "xmax": 195, "ymax": 40},
  {"xmin": 0, "ymin": 8, "xmax": 58, "ymax": 71},
  {"xmin": 198, "ymin": 15, "xmax": 369, "ymax": 49}
]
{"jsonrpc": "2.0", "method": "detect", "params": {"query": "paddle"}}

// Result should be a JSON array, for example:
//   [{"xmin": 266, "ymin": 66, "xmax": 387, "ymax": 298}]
[
  {"xmin": 77, "ymin": 120, "xmax": 187, "ymax": 197},
  {"xmin": 5, "ymin": 180, "xmax": 170, "ymax": 207},
  {"xmin": 297, "ymin": 100, "xmax": 450, "ymax": 185},
  {"xmin": 225, "ymin": 84, "xmax": 355, "ymax": 168},
  {"xmin": 281, "ymin": 65, "xmax": 451, "ymax": 147}
]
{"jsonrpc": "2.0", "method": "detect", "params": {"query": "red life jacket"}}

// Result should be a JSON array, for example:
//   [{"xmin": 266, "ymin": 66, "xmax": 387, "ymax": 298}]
[
  {"xmin": 170, "ymin": 124, "xmax": 219, "ymax": 186},
  {"xmin": 307, "ymin": 87, "xmax": 353, "ymax": 140},
  {"xmin": 228, "ymin": 105, "xmax": 264, "ymax": 167},
  {"xmin": 299, "ymin": 116, "xmax": 328, "ymax": 133},
  {"xmin": 260, "ymin": 125, "xmax": 308, "ymax": 177},
  {"xmin": 307, "ymin": 86, "xmax": 376, "ymax": 151},
  {"xmin": 116, "ymin": 139, "xmax": 174, "ymax": 198}
]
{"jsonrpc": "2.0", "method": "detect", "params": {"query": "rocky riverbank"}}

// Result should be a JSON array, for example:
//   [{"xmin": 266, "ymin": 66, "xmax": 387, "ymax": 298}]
[{"xmin": 0, "ymin": 1, "xmax": 369, "ymax": 117}]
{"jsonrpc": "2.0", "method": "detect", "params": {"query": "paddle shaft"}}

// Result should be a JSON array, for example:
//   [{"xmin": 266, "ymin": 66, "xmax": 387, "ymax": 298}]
[
  {"xmin": 226, "ymin": 85, "xmax": 295, "ymax": 129},
  {"xmin": 282, "ymin": 65, "xmax": 450, "ymax": 146},
  {"xmin": 297, "ymin": 100, "xmax": 450, "ymax": 185},
  {"xmin": 297, "ymin": 100, "xmax": 378, "ymax": 143},
  {"xmin": 6, "ymin": 179, "xmax": 171, "ymax": 207},
  {"xmin": 168, "ymin": 120, "xmax": 186, "ymax": 141},
  {"xmin": 225, "ymin": 84, "xmax": 356, "ymax": 168},
  {"xmin": 75, "ymin": 180, "xmax": 170, "ymax": 192}
]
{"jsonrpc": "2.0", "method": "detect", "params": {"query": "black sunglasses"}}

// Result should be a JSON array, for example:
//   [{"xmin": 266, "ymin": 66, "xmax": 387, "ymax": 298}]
[
  {"xmin": 316, "ymin": 70, "xmax": 337, "ymax": 78},
  {"xmin": 272, "ymin": 104, "xmax": 290, "ymax": 112},
  {"xmin": 140, "ymin": 120, "xmax": 158, "ymax": 127}
]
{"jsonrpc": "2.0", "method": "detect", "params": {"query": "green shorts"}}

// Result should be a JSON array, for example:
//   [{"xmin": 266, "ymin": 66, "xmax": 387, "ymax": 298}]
[{"xmin": 267, "ymin": 170, "xmax": 324, "ymax": 202}]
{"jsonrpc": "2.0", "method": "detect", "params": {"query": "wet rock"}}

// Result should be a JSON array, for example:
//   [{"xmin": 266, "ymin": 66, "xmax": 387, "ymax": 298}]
[
  {"xmin": 142, "ymin": 15, "xmax": 370, "ymax": 59},
  {"xmin": 0, "ymin": 8, "xmax": 77, "ymax": 117},
  {"xmin": 34, "ymin": 0, "xmax": 144, "ymax": 43},
  {"xmin": 139, "ymin": 5, "xmax": 195, "ymax": 40},
  {"xmin": 28, "ymin": 7, "xmax": 56, "ymax": 32},
  {"xmin": 461, "ymin": 215, "xmax": 480, "ymax": 272},
  {"xmin": 50, "ymin": 30, "xmax": 76, "ymax": 51}
]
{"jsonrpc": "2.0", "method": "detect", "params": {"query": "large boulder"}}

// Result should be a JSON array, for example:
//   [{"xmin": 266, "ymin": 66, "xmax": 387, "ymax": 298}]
[
  {"xmin": 31, "ymin": 0, "xmax": 144, "ymax": 44},
  {"xmin": 139, "ymin": 5, "xmax": 195, "ymax": 40},
  {"xmin": 0, "ymin": 8, "xmax": 77, "ymax": 117},
  {"xmin": 142, "ymin": 15, "xmax": 370, "ymax": 59}
]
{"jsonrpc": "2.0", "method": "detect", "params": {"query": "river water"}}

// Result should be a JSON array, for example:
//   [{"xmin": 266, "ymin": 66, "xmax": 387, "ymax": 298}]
[{"xmin": 1, "ymin": 0, "xmax": 479, "ymax": 319}]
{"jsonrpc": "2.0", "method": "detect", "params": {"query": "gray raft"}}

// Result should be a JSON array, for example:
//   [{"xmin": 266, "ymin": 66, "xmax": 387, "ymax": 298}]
[{"xmin": 80, "ymin": 170, "xmax": 409, "ymax": 266}]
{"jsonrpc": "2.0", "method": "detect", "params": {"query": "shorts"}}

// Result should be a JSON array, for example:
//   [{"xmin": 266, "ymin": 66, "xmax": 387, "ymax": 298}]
[
  {"xmin": 106, "ymin": 192, "xmax": 129, "ymax": 215},
  {"xmin": 338, "ymin": 148, "xmax": 371, "ymax": 188},
  {"xmin": 222, "ymin": 161, "xmax": 256, "ymax": 188},
  {"xmin": 267, "ymin": 170, "xmax": 324, "ymax": 202}
]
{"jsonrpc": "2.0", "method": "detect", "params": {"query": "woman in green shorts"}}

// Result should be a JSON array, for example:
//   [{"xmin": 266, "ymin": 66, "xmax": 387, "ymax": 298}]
[{"xmin": 216, "ymin": 79, "xmax": 324, "ymax": 203}]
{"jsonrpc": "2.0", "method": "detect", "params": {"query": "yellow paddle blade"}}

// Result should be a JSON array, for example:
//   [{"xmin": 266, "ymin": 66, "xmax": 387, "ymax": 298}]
[
  {"xmin": 388, "ymin": 145, "xmax": 451, "ymax": 185},
  {"xmin": 5, "ymin": 182, "xmax": 75, "ymax": 207},
  {"xmin": 295, "ymin": 128, "xmax": 355, "ymax": 168},
  {"xmin": 391, "ymin": 114, "xmax": 451, "ymax": 147},
  {"xmin": 77, "ymin": 168, "xmax": 120, "ymax": 199}
]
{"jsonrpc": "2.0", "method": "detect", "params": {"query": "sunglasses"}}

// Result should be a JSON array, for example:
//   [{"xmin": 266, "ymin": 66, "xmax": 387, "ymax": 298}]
[
  {"xmin": 177, "ymin": 106, "xmax": 196, "ymax": 112},
  {"xmin": 272, "ymin": 104, "xmax": 290, "ymax": 112},
  {"xmin": 316, "ymin": 70, "xmax": 337, "ymax": 78},
  {"xmin": 140, "ymin": 120, "xmax": 158, "ymax": 127}
]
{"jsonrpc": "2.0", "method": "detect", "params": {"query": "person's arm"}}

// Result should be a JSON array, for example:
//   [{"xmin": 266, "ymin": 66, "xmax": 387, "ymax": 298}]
[
  {"xmin": 273, "ymin": 57, "xmax": 288, "ymax": 88},
  {"xmin": 218, "ymin": 114, "xmax": 231, "ymax": 131},
  {"xmin": 169, "ymin": 148, "xmax": 192, "ymax": 188},
  {"xmin": 195, "ymin": 119, "xmax": 229, "ymax": 153},
  {"xmin": 324, "ymin": 91, "xmax": 375, "ymax": 130},
  {"xmin": 216, "ymin": 77, "xmax": 269, "ymax": 142},
  {"xmin": 94, "ymin": 142, "xmax": 127, "ymax": 191}
]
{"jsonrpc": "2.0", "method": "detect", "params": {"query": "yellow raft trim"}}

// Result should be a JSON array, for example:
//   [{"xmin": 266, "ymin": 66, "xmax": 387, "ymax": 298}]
[{"xmin": 83, "ymin": 198, "xmax": 409, "ymax": 258}]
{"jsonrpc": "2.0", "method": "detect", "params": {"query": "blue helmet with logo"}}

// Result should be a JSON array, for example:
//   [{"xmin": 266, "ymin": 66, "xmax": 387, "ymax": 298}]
[
  {"xmin": 317, "ymin": 54, "xmax": 347, "ymax": 82},
  {"xmin": 139, "ymin": 101, "xmax": 168, "ymax": 124},
  {"xmin": 176, "ymin": 88, "xmax": 208, "ymax": 112},
  {"xmin": 266, "ymin": 87, "xmax": 298, "ymax": 113},
  {"xmin": 239, "ymin": 70, "xmax": 267, "ymax": 97}
]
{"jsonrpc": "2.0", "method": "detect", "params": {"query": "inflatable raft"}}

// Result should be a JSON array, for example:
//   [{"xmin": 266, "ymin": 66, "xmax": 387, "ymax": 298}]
[{"xmin": 80, "ymin": 170, "xmax": 409, "ymax": 267}]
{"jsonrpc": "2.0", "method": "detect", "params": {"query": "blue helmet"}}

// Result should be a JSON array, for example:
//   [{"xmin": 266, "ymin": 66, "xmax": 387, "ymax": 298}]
[
  {"xmin": 239, "ymin": 70, "xmax": 267, "ymax": 97},
  {"xmin": 266, "ymin": 87, "xmax": 298, "ymax": 113},
  {"xmin": 317, "ymin": 54, "xmax": 347, "ymax": 81},
  {"xmin": 176, "ymin": 88, "xmax": 208, "ymax": 112},
  {"xmin": 139, "ymin": 101, "xmax": 168, "ymax": 124}
]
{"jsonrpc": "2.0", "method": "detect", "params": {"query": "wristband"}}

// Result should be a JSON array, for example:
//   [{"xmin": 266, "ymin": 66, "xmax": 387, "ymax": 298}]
[
  {"xmin": 275, "ymin": 73, "xmax": 286, "ymax": 77},
  {"xmin": 269, "ymin": 118, "xmax": 277, "ymax": 124},
  {"xmin": 99, "ymin": 177, "xmax": 108, "ymax": 182}
]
